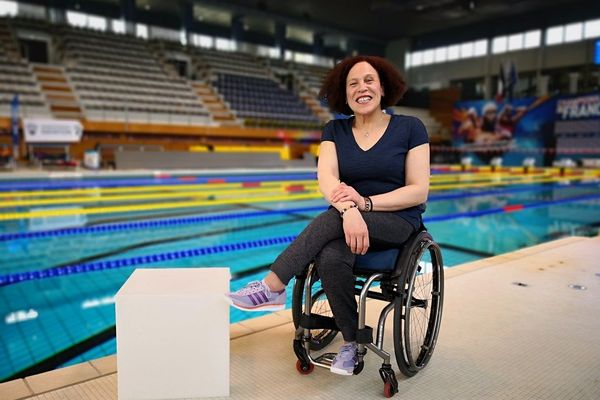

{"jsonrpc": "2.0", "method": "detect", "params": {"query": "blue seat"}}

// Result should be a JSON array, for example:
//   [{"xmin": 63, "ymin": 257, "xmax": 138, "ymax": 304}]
[{"xmin": 354, "ymin": 249, "xmax": 400, "ymax": 272}]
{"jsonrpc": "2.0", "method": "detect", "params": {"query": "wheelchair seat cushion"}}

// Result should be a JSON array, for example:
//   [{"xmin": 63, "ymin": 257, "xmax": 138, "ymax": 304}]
[{"xmin": 354, "ymin": 248, "xmax": 400, "ymax": 272}]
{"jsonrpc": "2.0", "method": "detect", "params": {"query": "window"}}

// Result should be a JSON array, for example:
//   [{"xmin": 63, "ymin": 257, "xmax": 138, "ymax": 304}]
[
  {"xmin": 584, "ymin": 19, "xmax": 600, "ymax": 39},
  {"xmin": 460, "ymin": 42, "xmax": 473, "ymax": 58},
  {"xmin": 0, "ymin": 0, "xmax": 17, "ymax": 16},
  {"xmin": 295, "ymin": 52, "xmax": 316, "ymax": 64},
  {"xmin": 411, "ymin": 51, "xmax": 423, "ymax": 66},
  {"xmin": 192, "ymin": 34, "xmax": 214, "ymax": 48},
  {"xmin": 508, "ymin": 33, "xmax": 523, "ymax": 51},
  {"xmin": 215, "ymin": 37, "xmax": 237, "ymax": 52},
  {"xmin": 447, "ymin": 44, "xmax": 460, "ymax": 60},
  {"xmin": 564, "ymin": 22, "xmax": 583, "ymax": 42},
  {"xmin": 87, "ymin": 15, "xmax": 106, "ymax": 31},
  {"xmin": 434, "ymin": 47, "xmax": 447, "ymax": 63},
  {"xmin": 473, "ymin": 39, "xmax": 487, "ymax": 56},
  {"xmin": 112, "ymin": 19, "xmax": 125, "ymax": 34},
  {"xmin": 492, "ymin": 36, "xmax": 507, "ymax": 54},
  {"xmin": 422, "ymin": 49, "xmax": 434, "ymax": 65},
  {"xmin": 136, "ymin": 23, "xmax": 148, "ymax": 39},
  {"xmin": 546, "ymin": 26, "xmax": 564, "ymax": 45},
  {"xmin": 405, "ymin": 53, "xmax": 411, "ymax": 69},
  {"xmin": 524, "ymin": 30, "xmax": 541, "ymax": 48},
  {"xmin": 66, "ymin": 11, "xmax": 87, "ymax": 27},
  {"xmin": 180, "ymin": 29, "xmax": 187, "ymax": 46}
]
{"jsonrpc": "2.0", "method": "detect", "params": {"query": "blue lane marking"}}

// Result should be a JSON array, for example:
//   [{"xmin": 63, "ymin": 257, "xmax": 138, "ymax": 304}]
[
  {"xmin": 424, "ymin": 193, "xmax": 600, "ymax": 222},
  {"xmin": 0, "ymin": 206, "xmax": 325, "ymax": 241},
  {"xmin": 0, "ymin": 235, "xmax": 298, "ymax": 287},
  {"xmin": 2, "ymin": 180, "xmax": 597, "ymax": 242},
  {"xmin": 0, "ymin": 173, "xmax": 318, "ymax": 191},
  {"xmin": 1, "ymin": 192, "xmax": 599, "ymax": 288},
  {"xmin": 429, "ymin": 180, "xmax": 598, "ymax": 201}
]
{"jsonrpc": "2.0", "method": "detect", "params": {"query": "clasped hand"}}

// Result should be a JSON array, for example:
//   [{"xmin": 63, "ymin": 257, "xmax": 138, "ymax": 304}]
[{"xmin": 330, "ymin": 183, "xmax": 369, "ymax": 255}]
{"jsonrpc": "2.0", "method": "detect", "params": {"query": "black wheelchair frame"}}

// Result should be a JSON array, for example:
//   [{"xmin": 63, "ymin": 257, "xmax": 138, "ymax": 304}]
[{"xmin": 292, "ymin": 227, "xmax": 444, "ymax": 398}]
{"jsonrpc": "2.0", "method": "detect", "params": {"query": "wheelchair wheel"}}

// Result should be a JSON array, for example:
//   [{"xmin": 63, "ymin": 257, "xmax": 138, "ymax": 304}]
[
  {"xmin": 292, "ymin": 274, "xmax": 339, "ymax": 351},
  {"xmin": 393, "ymin": 232, "xmax": 444, "ymax": 377}
]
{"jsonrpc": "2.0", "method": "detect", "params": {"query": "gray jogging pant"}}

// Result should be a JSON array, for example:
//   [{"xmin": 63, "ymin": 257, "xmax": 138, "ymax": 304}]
[{"xmin": 270, "ymin": 207, "xmax": 415, "ymax": 342}]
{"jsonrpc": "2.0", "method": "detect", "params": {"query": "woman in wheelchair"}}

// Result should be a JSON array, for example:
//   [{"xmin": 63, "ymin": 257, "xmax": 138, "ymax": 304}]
[{"xmin": 228, "ymin": 55, "xmax": 430, "ymax": 376}]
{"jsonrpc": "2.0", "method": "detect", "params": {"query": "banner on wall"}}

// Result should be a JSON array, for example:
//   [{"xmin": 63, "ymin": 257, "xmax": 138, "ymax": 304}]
[
  {"xmin": 453, "ymin": 92, "xmax": 600, "ymax": 165},
  {"xmin": 23, "ymin": 119, "xmax": 83, "ymax": 143},
  {"xmin": 555, "ymin": 93, "xmax": 600, "ymax": 134},
  {"xmin": 452, "ymin": 95, "xmax": 557, "ymax": 165}
]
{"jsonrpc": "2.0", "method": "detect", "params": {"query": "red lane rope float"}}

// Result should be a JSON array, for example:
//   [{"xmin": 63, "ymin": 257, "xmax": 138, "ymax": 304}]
[
  {"xmin": 242, "ymin": 182, "xmax": 261, "ymax": 188},
  {"xmin": 502, "ymin": 204, "xmax": 525, "ymax": 213},
  {"xmin": 285, "ymin": 184, "xmax": 306, "ymax": 193}
]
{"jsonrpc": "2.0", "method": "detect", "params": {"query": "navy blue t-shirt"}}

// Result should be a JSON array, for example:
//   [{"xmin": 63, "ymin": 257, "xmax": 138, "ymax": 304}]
[{"xmin": 321, "ymin": 114, "xmax": 429, "ymax": 229}]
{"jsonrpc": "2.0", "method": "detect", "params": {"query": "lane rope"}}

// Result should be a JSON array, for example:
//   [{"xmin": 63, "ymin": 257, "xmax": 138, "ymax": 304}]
[
  {"xmin": 1, "ymin": 192, "xmax": 599, "ymax": 287},
  {"xmin": 1, "ymin": 180, "xmax": 598, "ymax": 242}
]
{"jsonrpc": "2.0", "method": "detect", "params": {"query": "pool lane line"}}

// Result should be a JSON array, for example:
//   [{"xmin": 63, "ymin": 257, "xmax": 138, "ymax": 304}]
[
  {"xmin": 429, "ymin": 180, "xmax": 599, "ymax": 201},
  {"xmin": 0, "ymin": 171, "xmax": 547, "ymax": 199},
  {"xmin": 2, "ymin": 173, "xmax": 595, "ymax": 220},
  {"xmin": 1, "ymin": 184, "xmax": 320, "ymax": 208},
  {"xmin": 0, "ymin": 191, "xmax": 324, "ymax": 221},
  {"xmin": 83, "ymin": 205, "xmax": 240, "ymax": 227},
  {"xmin": 2, "ymin": 180, "xmax": 598, "ymax": 242},
  {"xmin": 1, "ymin": 207, "xmax": 325, "ymax": 243},
  {"xmin": 0, "ymin": 171, "xmax": 556, "ymax": 198},
  {"xmin": 0, "ymin": 172, "xmax": 588, "ymax": 211},
  {"xmin": 2, "ymin": 192, "xmax": 599, "ymax": 288},
  {"xmin": 0, "ymin": 170, "xmax": 562, "ymax": 198},
  {"xmin": 429, "ymin": 174, "xmax": 597, "ymax": 191},
  {"xmin": 0, "ymin": 173, "xmax": 318, "ymax": 192},
  {"xmin": 38, "ymin": 213, "xmax": 311, "ymax": 275},
  {"xmin": 0, "ymin": 205, "xmax": 326, "ymax": 241},
  {"xmin": 0, "ymin": 179, "xmax": 320, "ymax": 199},
  {"xmin": 424, "ymin": 193, "xmax": 600, "ymax": 223},
  {"xmin": 0, "ymin": 235, "xmax": 299, "ymax": 287}
]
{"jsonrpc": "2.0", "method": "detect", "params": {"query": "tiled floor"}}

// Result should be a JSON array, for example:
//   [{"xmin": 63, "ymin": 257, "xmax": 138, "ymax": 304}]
[{"xmin": 1, "ymin": 235, "xmax": 599, "ymax": 400}]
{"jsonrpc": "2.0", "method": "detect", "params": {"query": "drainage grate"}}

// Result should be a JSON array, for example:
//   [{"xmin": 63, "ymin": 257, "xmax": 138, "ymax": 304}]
[
  {"xmin": 568, "ymin": 284, "xmax": 587, "ymax": 290},
  {"xmin": 512, "ymin": 282, "xmax": 529, "ymax": 287}
]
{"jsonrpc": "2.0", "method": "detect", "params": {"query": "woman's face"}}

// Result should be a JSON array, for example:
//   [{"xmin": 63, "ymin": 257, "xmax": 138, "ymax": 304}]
[{"xmin": 345, "ymin": 61, "xmax": 384, "ymax": 116}]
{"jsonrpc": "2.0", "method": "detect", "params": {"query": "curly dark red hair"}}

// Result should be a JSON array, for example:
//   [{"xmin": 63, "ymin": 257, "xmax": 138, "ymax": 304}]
[{"xmin": 319, "ymin": 55, "xmax": 407, "ymax": 115}]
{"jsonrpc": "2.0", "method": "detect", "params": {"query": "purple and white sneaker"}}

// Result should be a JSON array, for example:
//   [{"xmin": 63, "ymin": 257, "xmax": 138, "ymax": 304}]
[
  {"xmin": 330, "ymin": 343, "xmax": 358, "ymax": 376},
  {"xmin": 227, "ymin": 280, "xmax": 286, "ymax": 311}
]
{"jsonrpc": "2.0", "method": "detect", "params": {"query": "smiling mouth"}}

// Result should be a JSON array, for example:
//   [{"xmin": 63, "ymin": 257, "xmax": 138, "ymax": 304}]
[{"xmin": 356, "ymin": 96, "xmax": 372, "ymax": 104}]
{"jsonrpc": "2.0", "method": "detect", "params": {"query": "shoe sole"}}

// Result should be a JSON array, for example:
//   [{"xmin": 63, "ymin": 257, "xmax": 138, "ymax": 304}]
[
  {"xmin": 226, "ymin": 297, "xmax": 285, "ymax": 312},
  {"xmin": 330, "ymin": 366, "xmax": 354, "ymax": 376}
]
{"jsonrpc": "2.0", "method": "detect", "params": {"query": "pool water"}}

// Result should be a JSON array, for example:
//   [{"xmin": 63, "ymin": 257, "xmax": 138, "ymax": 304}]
[{"xmin": 0, "ymin": 169, "xmax": 599, "ymax": 381}]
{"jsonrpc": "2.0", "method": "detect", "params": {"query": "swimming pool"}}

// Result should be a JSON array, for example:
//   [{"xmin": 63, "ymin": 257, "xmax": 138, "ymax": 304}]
[{"xmin": 1, "ymin": 168, "xmax": 599, "ymax": 381}]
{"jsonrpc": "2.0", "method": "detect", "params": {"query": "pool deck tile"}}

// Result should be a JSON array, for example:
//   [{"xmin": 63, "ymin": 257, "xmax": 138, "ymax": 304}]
[
  {"xmin": 0, "ymin": 379, "xmax": 33, "ymax": 400},
  {"xmin": 89, "ymin": 355, "xmax": 117, "ymax": 376},
  {"xmin": 24, "ymin": 362, "xmax": 100, "ymax": 395}
]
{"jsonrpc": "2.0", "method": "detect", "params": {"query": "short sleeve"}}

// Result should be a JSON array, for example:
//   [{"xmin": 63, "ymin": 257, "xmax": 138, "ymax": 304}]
[
  {"xmin": 320, "ymin": 120, "xmax": 335, "ymax": 143},
  {"xmin": 408, "ymin": 117, "xmax": 429, "ymax": 149}
]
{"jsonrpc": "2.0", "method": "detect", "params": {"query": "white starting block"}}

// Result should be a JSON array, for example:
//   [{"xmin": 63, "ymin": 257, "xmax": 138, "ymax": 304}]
[{"xmin": 116, "ymin": 268, "xmax": 231, "ymax": 399}]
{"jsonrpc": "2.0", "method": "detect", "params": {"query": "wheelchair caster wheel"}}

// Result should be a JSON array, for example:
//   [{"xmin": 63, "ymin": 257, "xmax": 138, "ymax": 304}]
[
  {"xmin": 296, "ymin": 359, "xmax": 314, "ymax": 375},
  {"xmin": 379, "ymin": 364, "xmax": 398, "ymax": 398},
  {"xmin": 383, "ymin": 381, "xmax": 397, "ymax": 398},
  {"xmin": 353, "ymin": 361, "xmax": 364, "ymax": 375}
]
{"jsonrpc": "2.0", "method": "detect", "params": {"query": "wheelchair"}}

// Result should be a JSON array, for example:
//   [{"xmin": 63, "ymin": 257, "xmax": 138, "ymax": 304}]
[{"xmin": 292, "ymin": 225, "xmax": 444, "ymax": 398}]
